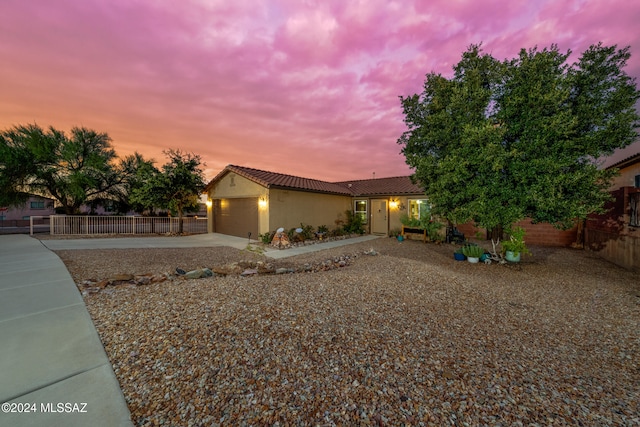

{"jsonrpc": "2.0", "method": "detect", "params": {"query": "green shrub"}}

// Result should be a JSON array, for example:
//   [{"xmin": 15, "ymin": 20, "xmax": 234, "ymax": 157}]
[
  {"xmin": 425, "ymin": 220, "xmax": 444, "ymax": 241},
  {"xmin": 343, "ymin": 210, "xmax": 365, "ymax": 234},
  {"xmin": 298, "ymin": 223, "xmax": 315, "ymax": 240},
  {"xmin": 502, "ymin": 226, "xmax": 530, "ymax": 256},
  {"xmin": 259, "ymin": 231, "xmax": 274, "ymax": 244}
]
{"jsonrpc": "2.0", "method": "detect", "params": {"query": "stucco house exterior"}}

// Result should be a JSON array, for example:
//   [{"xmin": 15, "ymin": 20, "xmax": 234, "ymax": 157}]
[{"xmin": 204, "ymin": 165, "xmax": 427, "ymax": 238}]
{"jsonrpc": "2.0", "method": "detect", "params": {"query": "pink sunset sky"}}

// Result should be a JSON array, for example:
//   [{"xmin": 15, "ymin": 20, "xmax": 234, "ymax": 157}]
[{"xmin": 1, "ymin": 0, "xmax": 639, "ymax": 182}]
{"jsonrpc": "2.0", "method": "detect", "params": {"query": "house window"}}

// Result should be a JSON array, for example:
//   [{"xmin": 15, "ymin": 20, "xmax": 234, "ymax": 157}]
[
  {"xmin": 409, "ymin": 199, "xmax": 430, "ymax": 221},
  {"xmin": 30, "ymin": 201, "xmax": 45, "ymax": 209},
  {"xmin": 354, "ymin": 200, "xmax": 367, "ymax": 224},
  {"xmin": 635, "ymin": 174, "xmax": 640, "ymax": 188}
]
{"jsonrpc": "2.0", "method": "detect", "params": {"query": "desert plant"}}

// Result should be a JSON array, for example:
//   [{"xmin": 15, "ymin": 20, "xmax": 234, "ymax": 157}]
[
  {"xmin": 462, "ymin": 244, "xmax": 484, "ymax": 258},
  {"xmin": 297, "ymin": 223, "xmax": 315, "ymax": 240},
  {"xmin": 259, "ymin": 231, "xmax": 274, "ymax": 244},
  {"xmin": 317, "ymin": 225, "xmax": 329, "ymax": 234}
]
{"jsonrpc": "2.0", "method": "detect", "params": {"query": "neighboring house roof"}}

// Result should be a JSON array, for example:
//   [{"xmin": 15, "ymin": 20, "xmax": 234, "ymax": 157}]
[
  {"xmin": 206, "ymin": 165, "xmax": 425, "ymax": 196},
  {"xmin": 606, "ymin": 152, "xmax": 640, "ymax": 170}
]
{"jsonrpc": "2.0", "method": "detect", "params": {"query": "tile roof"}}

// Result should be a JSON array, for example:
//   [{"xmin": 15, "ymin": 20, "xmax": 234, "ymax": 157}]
[
  {"xmin": 208, "ymin": 165, "xmax": 353, "ymax": 195},
  {"xmin": 335, "ymin": 176, "xmax": 424, "ymax": 196},
  {"xmin": 206, "ymin": 165, "xmax": 425, "ymax": 196},
  {"xmin": 605, "ymin": 152, "xmax": 640, "ymax": 170}
]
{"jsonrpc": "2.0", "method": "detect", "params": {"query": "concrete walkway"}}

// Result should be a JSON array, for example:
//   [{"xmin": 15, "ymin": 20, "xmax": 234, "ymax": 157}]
[{"xmin": 0, "ymin": 235, "xmax": 132, "ymax": 427}]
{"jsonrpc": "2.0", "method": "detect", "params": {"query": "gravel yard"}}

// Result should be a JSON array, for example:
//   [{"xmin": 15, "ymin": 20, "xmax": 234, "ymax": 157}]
[{"xmin": 55, "ymin": 238, "xmax": 640, "ymax": 426}]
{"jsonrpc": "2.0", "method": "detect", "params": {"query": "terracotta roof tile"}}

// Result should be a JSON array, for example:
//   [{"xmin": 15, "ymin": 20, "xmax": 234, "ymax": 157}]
[
  {"xmin": 221, "ymin": 165, "xmax": 354, "ymax": 195},
  {"xmin": 206, "ymin": 165, "xmax": 425, "ymax": 196},
  {"xmin": 334, "ymin": 176, "xmax": 424, "ymax": 196}
]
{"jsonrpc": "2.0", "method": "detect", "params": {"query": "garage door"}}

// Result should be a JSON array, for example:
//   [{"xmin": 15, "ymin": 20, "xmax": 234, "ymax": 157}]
[{"xmin": 213, "ymin": 198, "xmax": 259, "ymax": 239}]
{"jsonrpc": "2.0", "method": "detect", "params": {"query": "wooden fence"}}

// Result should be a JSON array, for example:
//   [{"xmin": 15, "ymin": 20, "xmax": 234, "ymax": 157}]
[{"xmin": 46, "ymin": 215, "xmax": 208, "ymax": 236}]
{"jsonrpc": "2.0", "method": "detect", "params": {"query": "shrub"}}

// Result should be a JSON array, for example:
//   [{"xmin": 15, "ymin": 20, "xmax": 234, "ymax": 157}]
[
  {"xmin": 343, "ymin": 210, "xmax": 365, "ymax": 234},
  {"xmin": 298, "ymin": 223, "xmax": 315, "ymax": 240},
  {"xmin": 502, "ymin": 226, "xmax": 530, "ymax": 256},
  {"xmin": 259, "ymin": 231, "xmax": 274, "ymax": 244}
]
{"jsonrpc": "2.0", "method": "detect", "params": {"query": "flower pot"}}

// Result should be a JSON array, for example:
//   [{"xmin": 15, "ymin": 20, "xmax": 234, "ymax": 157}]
[
  {"xmin": 505, "ymin": 250, "xmax": 521, "ymax": 262},
  {"xmin": 467, "ymin": 256, "xmax": 480, "ymax": 264},
  {"xmin": 453, "ymin": 252, "xmax": 466, "ymax": 261},
  {"xmin": 397, "ymin": 235, "xmax": 404, "ymax": 242},
  {"xmin": 480, "ymin": 253, "xmax": 490, "ymax": 262}
]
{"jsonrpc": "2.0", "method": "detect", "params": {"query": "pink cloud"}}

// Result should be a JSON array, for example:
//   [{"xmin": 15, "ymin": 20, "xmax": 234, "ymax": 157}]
[{"xmin": 0, "ymin": 0, "xmax": 638, "ymax": 182}]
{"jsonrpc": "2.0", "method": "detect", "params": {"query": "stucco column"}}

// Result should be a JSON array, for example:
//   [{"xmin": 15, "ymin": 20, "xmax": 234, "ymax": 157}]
[{"xmin": 206, "ymin": 198, "xmax": 213, "ymax": 233}]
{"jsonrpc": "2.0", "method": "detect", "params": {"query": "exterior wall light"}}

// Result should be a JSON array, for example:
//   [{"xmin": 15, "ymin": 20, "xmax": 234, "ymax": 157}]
[
  {"xmin": 205, "ymin": 199, "xmax": 212, "ymax": 208},
  {"xmin": 258, "ymin": 197, "xmax": 268, "ymax": 209}
]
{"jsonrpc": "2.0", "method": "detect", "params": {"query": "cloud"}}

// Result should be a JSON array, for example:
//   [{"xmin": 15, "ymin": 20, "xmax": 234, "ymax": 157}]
[{"xmin": 1, "ymin": 0, "xmax": 638, "ymax": 182}]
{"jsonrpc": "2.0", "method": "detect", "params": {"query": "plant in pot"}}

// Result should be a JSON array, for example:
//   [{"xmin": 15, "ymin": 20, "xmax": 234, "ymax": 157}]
[
  {"xmin": 453, "ymin": 247, "xmax": 466, "ymax": 261},
  {"xmin": 462, "ymin": 244, "xmax": 485, "ymax": 263},
  {"xmin": 501, "ymin": 226, "xmax": 530, "ymax": 262}
]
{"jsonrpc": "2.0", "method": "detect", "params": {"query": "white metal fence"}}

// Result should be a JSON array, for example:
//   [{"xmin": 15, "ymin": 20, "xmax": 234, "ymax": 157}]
[{"xmin": 47, "ymin": 215, "xmax": 208, "ymax": 235}]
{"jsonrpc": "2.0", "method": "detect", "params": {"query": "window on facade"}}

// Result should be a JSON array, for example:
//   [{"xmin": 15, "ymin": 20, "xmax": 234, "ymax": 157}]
[
  {"xmin": 630, "ymin": 193, "xmax": 639, "ymax": 227},
  {"xmin": 409, "ymin": 199, "xmax": 430, "ymax": 221},
  {"xmin": 30, "ymin": 201, "xmax": 45, "ymax": 209},
  {"xmin": 635, "ymin": 174, "xmax": 640, "ymax": 188},
  {"xmin": 354, "ymin": 200, "xmax": 367, "ymax": 224}
]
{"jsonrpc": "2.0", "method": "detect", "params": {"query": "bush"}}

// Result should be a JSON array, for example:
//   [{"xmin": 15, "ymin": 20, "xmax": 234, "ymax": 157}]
[
  {"xmin": 298, "ymin": 223, "xmax": 315, "ymax": 240},
  {"xmin": 343, "ymin": 210, "xmax": 365, "ymax": 234},
  {"xmin": 259, "ymin": 231, "xmax": 274, "ymax": 244}
]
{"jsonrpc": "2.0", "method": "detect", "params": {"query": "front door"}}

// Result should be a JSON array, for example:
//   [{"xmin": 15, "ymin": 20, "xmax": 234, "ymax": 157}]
[{"xmin": 371, "ymin": 199, "xmax": 388, "ymax": 235}]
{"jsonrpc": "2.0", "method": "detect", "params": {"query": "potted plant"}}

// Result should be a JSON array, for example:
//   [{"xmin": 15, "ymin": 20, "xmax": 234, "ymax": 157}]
[
  {"xmin": 453, "ymin": 247, "xmax": 466, "ymax": 261},
  {"xmin": 462, "ymin": 244, "xmax": 484, "ymax": 263},
  {"xmin": 501, "ymin": 226, "xmax": 530, "ymax": 262}
]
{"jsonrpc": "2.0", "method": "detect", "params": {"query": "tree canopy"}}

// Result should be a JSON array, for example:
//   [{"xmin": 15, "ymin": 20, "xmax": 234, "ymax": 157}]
[
  {"xmin": 398, "ymin": 43, "xmax": 640, "ymax": 231},
  {"xmin": 129, "ymin": 149, "xmax": 206, "ymax": 232},
  {"xmin": 0, "ymin": 123, "xmax": 146, "ymax": 214}
]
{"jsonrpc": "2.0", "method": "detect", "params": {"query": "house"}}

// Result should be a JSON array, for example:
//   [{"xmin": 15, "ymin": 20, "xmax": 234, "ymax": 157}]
[
  {"xmin": 0, "ymin": 194, "xmax": 55, "ymax": 223},
  {"xmin": 204, "ymin": 165, "xmax": 427, "ymax": 238},
  {"xmin": 585, "ymin": 152, "xmax": 640, "ymax": 270}
]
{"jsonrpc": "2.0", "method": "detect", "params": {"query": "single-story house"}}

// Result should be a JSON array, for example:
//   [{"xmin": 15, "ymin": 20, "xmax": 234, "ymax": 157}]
[{"xmin": 204, "ymin": 165, "xmax": 428, "ymax": 238}]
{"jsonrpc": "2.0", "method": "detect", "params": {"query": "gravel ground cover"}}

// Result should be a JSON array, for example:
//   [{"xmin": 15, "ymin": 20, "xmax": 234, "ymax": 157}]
[{"xmin": 55, "ymin": 238, "xmax": 640, "ymax": 426}]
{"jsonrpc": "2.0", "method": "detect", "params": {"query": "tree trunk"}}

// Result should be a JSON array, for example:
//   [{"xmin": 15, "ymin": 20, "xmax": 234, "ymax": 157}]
[{"xmin": 487, "ymin": 225, "xmax": 503, "ymax": 241}]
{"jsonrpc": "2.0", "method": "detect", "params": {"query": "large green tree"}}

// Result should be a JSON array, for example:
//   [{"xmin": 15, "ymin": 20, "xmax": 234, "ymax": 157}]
[
  {"xmin": 398, "ymin": 43, "xmax": 640, "ymax": 232},
  {"xmin": 0, "ymin": 124, "xmax": 146, "ymax": 214},
  {"xmin": 130, "ymin": 149, "xmax": 206, "ymax": 233}
]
